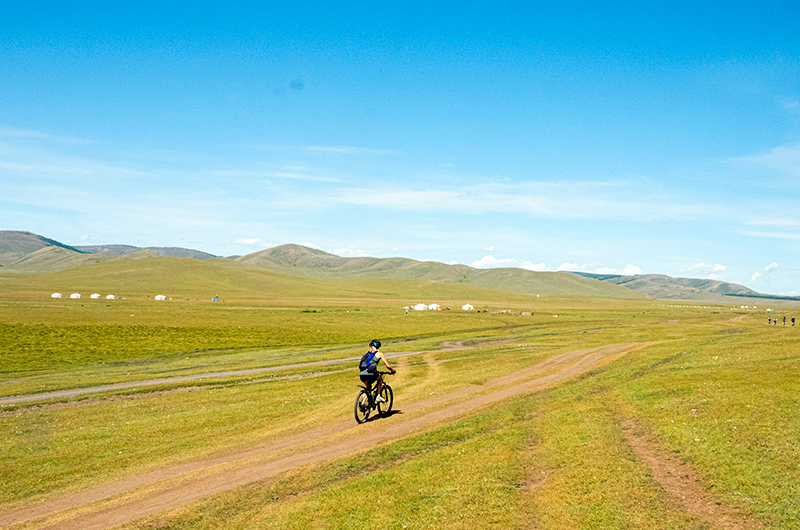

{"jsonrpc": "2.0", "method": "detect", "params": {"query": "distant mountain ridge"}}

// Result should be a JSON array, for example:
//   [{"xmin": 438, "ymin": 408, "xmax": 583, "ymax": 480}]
[
  {"xmin": 0, "ymin": 231, "xmax": 84, "ymax": 266},
  {"xmin": 75, "ymin": 244, "xmax": 217, "ymax": 260},
  {"xmin": 569, "ymin": 271, "xmax": 771, "ymax": 301},
  {"xmin": 0, "ymin": 231, "xmax": 793, "ymax": 302},
  {"xmin": 233, "ymin": 244, "xmax": 645, "ymax": 299}
]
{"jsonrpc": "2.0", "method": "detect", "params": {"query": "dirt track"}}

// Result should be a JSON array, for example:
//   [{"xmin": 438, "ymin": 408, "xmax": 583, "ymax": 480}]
[{"xmin": 0, "ymin": 343, "xmax": 647, "ymax": 530}]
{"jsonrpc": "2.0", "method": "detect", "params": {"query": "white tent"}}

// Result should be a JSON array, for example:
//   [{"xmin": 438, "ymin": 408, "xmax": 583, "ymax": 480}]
[
  {"xmin": 106, "ymin": 294, "xmax": 116, "ymax": 299},
  {"xmin": 427, "ymin": 304, "xmax": 441, "ymax": 310},
  {"xmin": 413, "ymin": 303, "xmax": 428, "ymax": 311},
  {"xmin": 154, "ymin": 295, "xmax": 167, "ymax": 301},
  {"xmin": 90, "ymin": 293, "xmax": 101, "ymax": 299},
  {"xmin": 70, "ymin": 293, "xmax": 81, "ymax": 299},
  {"xmin": 462, "ymin": 304, "xmax": 474, "ymax": 311},
  {"xmin": 51, "ymin": 293, "xmax": 62, "ymax": 298}
]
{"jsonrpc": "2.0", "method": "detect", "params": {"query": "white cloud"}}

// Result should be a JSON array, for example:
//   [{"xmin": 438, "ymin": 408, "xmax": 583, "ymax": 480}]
[
  {"xmin": 704, "ymin": 274, "xmax": 723, "ymax": 280},
  {"xmin": 621, "ymin": 264, "xmax": 642, "ymax": 275},
  {"xmin": 81, "ymin": 235, "xmax": 89, "ymax": 241},
  {"xmin": 749, "ymin": 262, "xmax": 779, "ymax": 283},
  {"xmin": 447, "ymin": 260, "xmax": 459, "ymax": 265},
  {"xmin": 484, "ymin": 246, "xmax": 494, "ymax": 251},
  {"xmin": 686, "ymin": 263, "xmax": 726, "ymax": 272},
  {"xmin": 556, "ymin": 262, "xmax": 641, "ymax": 275},
  {"xmin": 522, "ymin": 261, "xmax": 547, "ymax": 271},
  {"xmin": 333, "ymin": 247, "xmax": 370, "ymax": 257},
  {"xmin": 470, "ymin": 255, "xmax": 519, "ymax": 268},
  {"xmin": 236, "ymin": 238, "xmax": 270, "ymax": 247}
]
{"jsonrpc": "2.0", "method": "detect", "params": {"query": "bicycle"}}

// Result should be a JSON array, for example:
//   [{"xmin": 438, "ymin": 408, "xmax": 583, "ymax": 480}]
[{"xmin": 354, "ymin": 371, "xmax": 394, "ymax": 424}]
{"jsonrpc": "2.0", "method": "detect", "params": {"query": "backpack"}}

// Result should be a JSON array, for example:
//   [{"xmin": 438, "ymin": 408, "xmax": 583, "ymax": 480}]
[{"xmin": 359, "ymin": 351, "xmax": 379, "ymax": 374}]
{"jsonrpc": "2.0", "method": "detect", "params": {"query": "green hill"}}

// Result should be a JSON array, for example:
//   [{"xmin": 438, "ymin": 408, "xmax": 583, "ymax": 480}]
[
  {"xmin": 1, "ymin": 254, "xmax": 572, "ymax": 305},
  {"xmin": 75, "ymin": 244, "xmax": 217, "ymax": 260},
  {"xmin": 0, "ymin": 230, "xmax": 84, "ymax": 266},
  {"xmin": 5, "ymin": 233, "xmax": 783, "ymax": 302},
  {"xmin": 1, "ymin": 246, "xmax": 116, "ymax": 274},
  {"xmin": 236, "ymin": 244, "xmax": 644, "ymax": 299},
  {"xmin": 570, "ymin": 272, "xmax": 765, "ymax": 301}
]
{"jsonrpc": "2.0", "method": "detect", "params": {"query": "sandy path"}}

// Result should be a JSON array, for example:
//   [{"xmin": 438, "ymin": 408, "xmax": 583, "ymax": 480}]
[
  {"xmin": 0, "ymin": 341, "xmax": 509, "ymax": 406},
  {"xmin": 0, "ymin": 342, "xmax": 646, "ymax": 530}
]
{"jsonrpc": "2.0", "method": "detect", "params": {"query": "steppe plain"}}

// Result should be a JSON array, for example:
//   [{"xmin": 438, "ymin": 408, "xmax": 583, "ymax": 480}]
[{"xmin": 1, "ymin": 254, "xmax": 798, "ymax": 529}]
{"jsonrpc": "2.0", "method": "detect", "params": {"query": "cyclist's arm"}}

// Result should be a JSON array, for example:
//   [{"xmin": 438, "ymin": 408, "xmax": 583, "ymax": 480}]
[{"xmin": 376, "ymin": 351, "xmax": 396, "ymax": 373}]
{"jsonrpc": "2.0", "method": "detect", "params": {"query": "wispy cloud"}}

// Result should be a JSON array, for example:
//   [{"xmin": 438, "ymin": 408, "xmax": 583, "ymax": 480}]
[
  {"xmin": 259, "ymin": 145, "xmax": 402, "ymax": 156},
  {"xmin": 686, "ymin": 263, "xmax": 726, "ymax": 272},
  {"xmin": 522, "ymin": 261, "xmax": 547, "ymax": 271},
  {"xmin": 733, "ymin": 142, "xmax": 800, "ymax": 178},
  {"xmin": 0, "ymin": 127, "xmax": 93, "ymax": 145},
  {"xmin": 333, "ymin": 247, "xmax": 371, "ymax": 257},
  {"xmin": 748, "ymin": 219, "xmax": 800, "ymax": 227},
  {"xmin": 211, "ymin": 170, "xmax": 340, "ymax": 183},
  {"xmin": 749, "ymin": 262, "xmax": 779, "ymax": 283},
  {"xmin": 742, "ymin": 231, "xmax": 800, "ymax": 240},
  {"xmin": 470, "ymin": 255, "xmax": 519, "ymax": 268},
  {"xmin": 557, "ymin": 262, "xmax": 642, "ymax": 275},
  {"xmin": 236, "ymin": 238, "xmax": 270, "ymax": 247},
  {"xmin": 332, "ymin": 182, "xmax": 731, "ymax": 222}
]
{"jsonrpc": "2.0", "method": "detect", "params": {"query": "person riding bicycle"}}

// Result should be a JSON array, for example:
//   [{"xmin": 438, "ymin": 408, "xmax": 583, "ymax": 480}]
[{"xmin": 359, "ymin": 339, "xmax": 395, "ymax": 402}]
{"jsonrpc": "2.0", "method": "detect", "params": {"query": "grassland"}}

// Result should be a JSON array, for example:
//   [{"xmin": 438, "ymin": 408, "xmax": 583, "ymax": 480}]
[{"xmin": 1, "ymin": 267, "xmax": 798, "ymax": 528}]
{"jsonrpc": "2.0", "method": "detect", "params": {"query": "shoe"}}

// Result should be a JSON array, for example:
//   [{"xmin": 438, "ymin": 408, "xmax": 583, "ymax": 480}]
[{"xmin": 376, "ymin": 395, "xmax": 386, "ymax": 403}]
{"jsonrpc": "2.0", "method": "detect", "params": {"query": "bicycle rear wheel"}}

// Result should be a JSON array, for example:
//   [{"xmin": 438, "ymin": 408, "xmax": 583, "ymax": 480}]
[
  {"xmin": 354, "ymin": 390, "xmax": 371, "ymax": 424},
  {"xmin": 377, "ymin": 385, "xmax": 393, "ymax": 416}
]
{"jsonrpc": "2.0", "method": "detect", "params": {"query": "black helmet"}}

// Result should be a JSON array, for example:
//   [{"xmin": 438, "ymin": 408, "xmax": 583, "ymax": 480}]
[{"xmin": 370, "ymin": 339, "xmax": 381, "ymax": 349}]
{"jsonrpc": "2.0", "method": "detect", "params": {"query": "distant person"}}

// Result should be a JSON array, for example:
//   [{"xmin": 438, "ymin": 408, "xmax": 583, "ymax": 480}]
[
  {"xmin": 769, "ymin": 318, "xmax": 772, "ymax": 324},
  {"xmin": 792, "ymin": 317, "xmax": 795, "ymax": 326},
  {"xmin": 359, "ymin": 339, "xmax": 395, "ymax": 402}
]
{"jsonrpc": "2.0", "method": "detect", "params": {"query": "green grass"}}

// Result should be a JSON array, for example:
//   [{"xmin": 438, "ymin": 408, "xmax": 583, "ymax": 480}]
[
  {"xmin": 106, "ymin": 315, "xmax": 800, "ymax": 530},
  {"xmin": 2, "ymin": 265, "xmax": 798, "ymax": 528}
]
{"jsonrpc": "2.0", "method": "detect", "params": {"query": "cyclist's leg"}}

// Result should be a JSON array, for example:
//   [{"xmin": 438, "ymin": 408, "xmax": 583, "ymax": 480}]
[
  {"xmin": 361, "ymin": 376, "xmax": 372, "ymax": 393},
  {"xmin": 375, "ymin": 374, "xmax": 386, "ymax": 402}
]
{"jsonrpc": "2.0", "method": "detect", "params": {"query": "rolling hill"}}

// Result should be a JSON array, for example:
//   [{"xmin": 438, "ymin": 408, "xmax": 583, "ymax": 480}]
[
  {"xmin": 75, "ymin": 244, "xmax": 217, "ymax": 260},
  {"xmin": 1, "ymin": 231, "xmax": 792, "ymax": 302},
  {"xmin": 569, "ymin": 272, "xmax": 765, "ymax": 301},
  {"xmin": 0, "ymin": 231, "xmax": 84, "ymax": 267},
  {"xmin": 235, "ymin": 244, "xmax": 643, "ymax": 299}
]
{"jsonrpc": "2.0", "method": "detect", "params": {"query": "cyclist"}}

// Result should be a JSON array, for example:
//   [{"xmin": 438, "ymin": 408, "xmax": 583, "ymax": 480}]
[{"xmin": 359, "ymin": 339, "xmax": 395, "ymax": 402}]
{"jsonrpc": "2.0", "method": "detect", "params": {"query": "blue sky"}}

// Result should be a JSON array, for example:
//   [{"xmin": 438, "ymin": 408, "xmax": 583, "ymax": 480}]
[{"xmin": 2, "ymin": 1, "xmax": 799, "ymax": 294}]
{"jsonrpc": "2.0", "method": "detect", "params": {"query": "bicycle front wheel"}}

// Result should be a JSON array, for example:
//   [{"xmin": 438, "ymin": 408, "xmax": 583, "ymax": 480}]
[
  {"xmin": 354, "ymin": 390, "xmax": 371, "ymax": 424},
  {"xmin": 377, "ymin": 385, "xmax": 393, "ymax": 416}
]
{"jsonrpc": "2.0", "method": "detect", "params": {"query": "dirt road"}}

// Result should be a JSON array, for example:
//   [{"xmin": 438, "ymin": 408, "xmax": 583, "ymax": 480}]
[
  {"xmin": 0, "ymin": 342, "xmax": 505, "ymax": 406},
  {"xmin": 0, "ymin": 342, "xmax": 647, "ymax": 530}
]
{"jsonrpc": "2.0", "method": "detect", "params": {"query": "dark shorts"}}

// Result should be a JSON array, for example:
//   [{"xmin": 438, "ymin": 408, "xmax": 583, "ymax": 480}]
[{"xmin": 360, "ymin": 373, "xmax": 378, "ymax": 384}]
